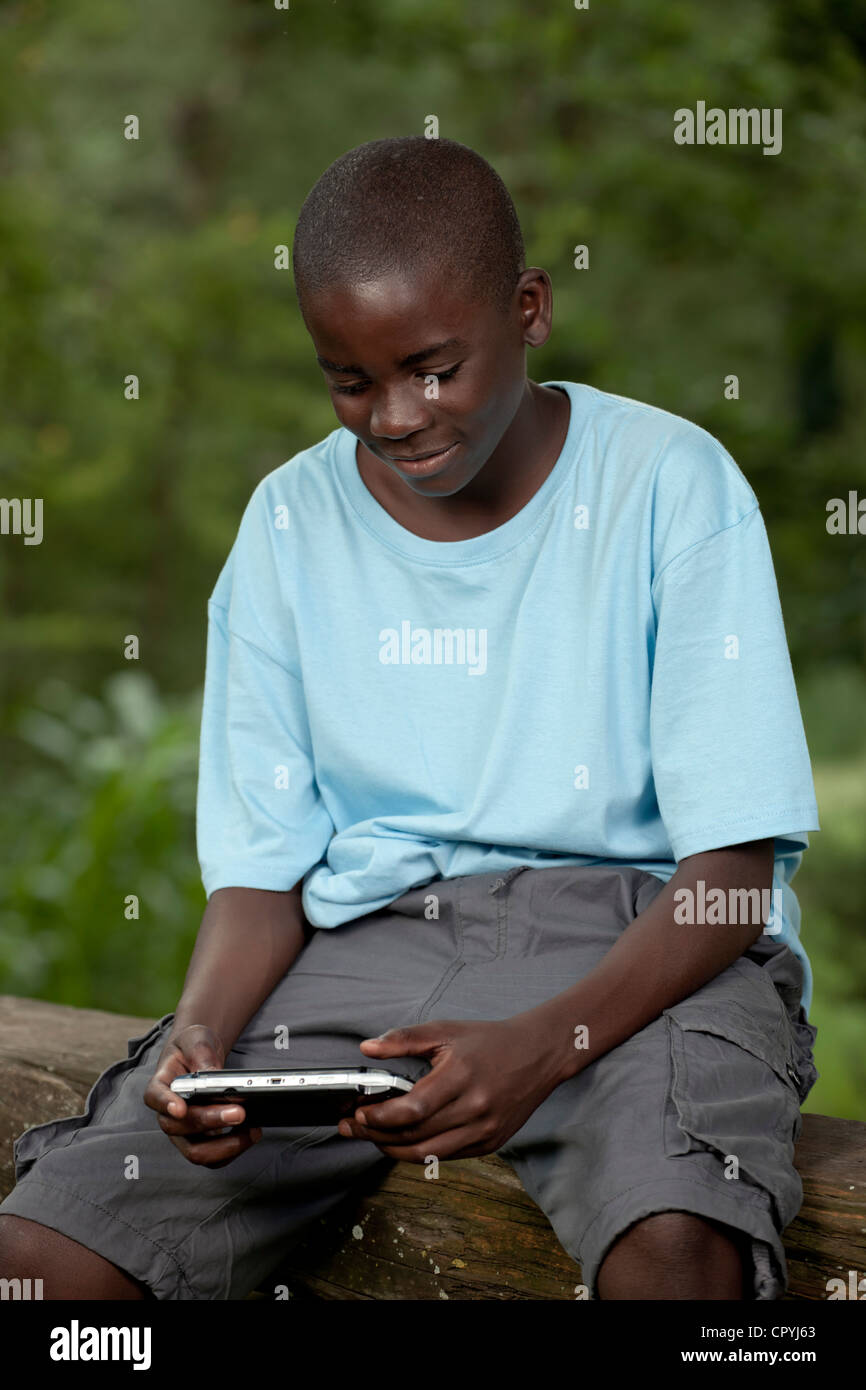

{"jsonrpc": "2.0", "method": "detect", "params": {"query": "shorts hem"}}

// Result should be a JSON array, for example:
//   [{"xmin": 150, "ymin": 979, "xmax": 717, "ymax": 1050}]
[
  {"xmin": 576, "ymin": 1175, "xmax": 789, "ymax": 1301},
  {"xmin": 0, "ymin": 1175, "xmax": 199, "ymax": 1301}
]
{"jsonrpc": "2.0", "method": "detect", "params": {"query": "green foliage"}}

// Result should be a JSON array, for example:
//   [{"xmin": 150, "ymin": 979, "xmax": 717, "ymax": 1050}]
[
  {"xmin": 796, "ymin": 665, "xmax": 866, "ymax": 1119},
  {"xmin": 0, "ymin": 2, "xmax": 863, "ymax": 1113},
  {"xmin": 0, "ymin": 672, "xmax": 203, "ymax": 1014},
  {"xmin": 1, "ymin": 0, "xmax": 864, "ymax": 692}
]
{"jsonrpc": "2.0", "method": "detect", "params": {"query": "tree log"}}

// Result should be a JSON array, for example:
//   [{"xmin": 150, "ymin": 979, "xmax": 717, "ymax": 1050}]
[{"xmin": 1, "ymin": 994, "xmax": 863, "ymax": 1300}]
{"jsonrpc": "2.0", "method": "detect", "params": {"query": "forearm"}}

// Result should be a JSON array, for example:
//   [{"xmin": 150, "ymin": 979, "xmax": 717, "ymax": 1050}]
[
  {"xmin": 169, "ymin": 883, "xmax": 309, "ymax": 1054},
  {"xmin": 528, "ymin": 839, "xmax": 775, "ymax": 1086}
]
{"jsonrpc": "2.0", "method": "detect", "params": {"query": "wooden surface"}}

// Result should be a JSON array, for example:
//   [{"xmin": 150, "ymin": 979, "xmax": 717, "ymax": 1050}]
[
  {"xmin": 0, "ymin": 993, "xmax": 158, "ymax": 1202},
  {"xmin": 257, "ymin": 1151, "xmax": 588, "ymax": 1300},
  {"xmin": 258, "ymin": 1114, "xmax": 866, "ymax": 1301},
  {"xmin": 2, "ymin": 994, "xmax": 864, "ymax": 1300}
]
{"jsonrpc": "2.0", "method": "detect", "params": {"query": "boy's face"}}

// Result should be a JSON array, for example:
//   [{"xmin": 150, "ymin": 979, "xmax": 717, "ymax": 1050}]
[{"xmin": 302, "ymin": 267, "xmax": 537, "ymax": 497}]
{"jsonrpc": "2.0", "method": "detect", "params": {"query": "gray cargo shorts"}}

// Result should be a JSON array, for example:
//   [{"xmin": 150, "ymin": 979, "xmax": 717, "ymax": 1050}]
[{"xmin": 1, "ymin": 863, "xmax": 818, "ymax": 1300}]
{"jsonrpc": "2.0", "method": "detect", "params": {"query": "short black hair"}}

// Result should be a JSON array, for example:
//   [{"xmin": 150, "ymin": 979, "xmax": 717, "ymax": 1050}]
[{"xmin": 292, "ymin": 136, "xmax": 525, "ymax": 317}]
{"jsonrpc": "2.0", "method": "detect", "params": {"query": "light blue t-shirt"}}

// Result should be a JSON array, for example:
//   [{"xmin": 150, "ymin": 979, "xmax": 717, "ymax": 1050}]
[{"xmin": 196, "ymin": 381, "xmax": 821, "ymax": 1011}]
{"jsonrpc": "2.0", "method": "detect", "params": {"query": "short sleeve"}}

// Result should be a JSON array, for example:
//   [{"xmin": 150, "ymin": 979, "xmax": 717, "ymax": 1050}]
[
  {"xmin": 195, "ymin": 488, "xmax": 335, "ymax": 897},
  {"xmin": 649, "ymin": 504, "xmax": 820, "ymax": 861}
]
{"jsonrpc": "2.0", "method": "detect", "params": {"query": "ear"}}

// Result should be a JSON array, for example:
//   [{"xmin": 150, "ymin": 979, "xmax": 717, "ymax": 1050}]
[{"xmin": 515, "ymin": 268, "xmax": 554, "ymax": 349}]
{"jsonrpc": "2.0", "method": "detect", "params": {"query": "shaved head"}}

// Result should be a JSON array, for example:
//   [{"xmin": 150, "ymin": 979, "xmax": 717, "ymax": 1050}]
[{"xmin": 292, "ymin": 136, "xmax": 525, "ymax": 317}]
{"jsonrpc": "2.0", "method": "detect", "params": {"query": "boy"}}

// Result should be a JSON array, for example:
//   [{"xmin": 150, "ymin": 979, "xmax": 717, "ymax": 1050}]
[{"xmin": 0, "ymin": 136, "xmax": 820, "ymax": 1300}]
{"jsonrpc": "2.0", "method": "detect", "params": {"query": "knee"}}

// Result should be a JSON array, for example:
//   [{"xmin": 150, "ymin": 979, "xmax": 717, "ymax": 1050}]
[
  {"xmin": 596, "ymin": 1211, "xmax": 746, "ymax": 1300},
  {"xmin": 0, "ymin": 1213, "xmax": 151, "ymax": 1300},
  {"xmin": 618, "ymin": 1211, "xmax": 722, "ymax": 1263},
  {"xmin": 0, "ymin": 1212, "xmax": 43, "ymax": 1270},
  {"xmin": 0, "ymin": 1212, "xmax": 39, "ymax": 1251}
]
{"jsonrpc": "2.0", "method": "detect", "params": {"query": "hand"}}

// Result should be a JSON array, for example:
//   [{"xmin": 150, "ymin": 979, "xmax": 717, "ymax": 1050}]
[
  {"xmin": 337, "ymin": 1016, "xmax": 563, "ymax": 1161},
  {"xmin": 144, "ymin": 1024, "xmax": 263, "ymax": 1168}
]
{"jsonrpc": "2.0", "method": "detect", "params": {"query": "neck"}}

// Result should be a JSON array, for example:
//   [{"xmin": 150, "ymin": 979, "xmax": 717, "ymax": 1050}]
[
  {"xmin": 356, "ymin": 379, "xmax": 569, "ymax": 542},
  {"xmin": 459, "ymin": 379, "xmax": 567, "ymax": 514}
]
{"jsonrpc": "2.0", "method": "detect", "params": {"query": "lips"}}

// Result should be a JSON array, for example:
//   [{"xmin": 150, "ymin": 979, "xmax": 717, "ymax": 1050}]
[{"xmin": 384, "ymin": 444, "xmax": 456, "ymax": 462}]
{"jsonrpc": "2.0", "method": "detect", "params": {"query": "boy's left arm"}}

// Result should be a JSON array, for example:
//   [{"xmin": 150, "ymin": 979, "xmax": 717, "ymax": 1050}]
[
  {"xmin": 343, "ymin": 838, "xmax": 775, "ymax": 1159},
  {"xmin": 534, "ymin": 836, "xmax": 775, "ymax": 1083}
]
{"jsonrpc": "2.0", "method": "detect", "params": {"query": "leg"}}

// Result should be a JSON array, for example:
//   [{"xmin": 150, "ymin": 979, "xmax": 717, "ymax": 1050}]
[
  {"xmin": 477, "ymin": 867, "xmax": 808, "ymax": 1302},
  {"xmin": 596, "ymin": 1211, "xmax": 748, "ymax": 1300},
  {"xmin": 0, "ymin": 1213, "xmax": 152, "ymax": 1300},
  {"xmin": 0, "ymin": 894, "xmax": 456, "ymax": 1301},
  {"xmin": 0, "ymin": 1009, "xmax": 395, "ymax": 1300}
]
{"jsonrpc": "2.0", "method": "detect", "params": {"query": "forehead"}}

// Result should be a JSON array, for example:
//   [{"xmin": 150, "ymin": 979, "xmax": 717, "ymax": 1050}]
[{"xmin": 302, "ymin": 270, "xmax": 491, "ymax": 362}]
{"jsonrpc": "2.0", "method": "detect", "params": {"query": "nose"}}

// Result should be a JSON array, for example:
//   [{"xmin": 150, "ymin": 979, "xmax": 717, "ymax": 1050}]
[{"xmin": 368, "ymin": 383, "xmax": 431, "ymax": 441}]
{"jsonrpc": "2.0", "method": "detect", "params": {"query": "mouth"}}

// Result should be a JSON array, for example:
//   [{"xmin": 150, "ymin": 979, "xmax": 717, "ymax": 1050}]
[{"xmin": 380, "ymin": 441, "xmax": 460, "ymax": 476}]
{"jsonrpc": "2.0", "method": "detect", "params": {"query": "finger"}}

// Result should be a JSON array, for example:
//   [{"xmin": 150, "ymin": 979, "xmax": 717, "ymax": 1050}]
[
  {"xmin": 345, "ymin": 1090, "xmax": 474, "ymax": 1146},
  {"xmin": 357, "ymin": 1024, "xmax": 448, "ymax": 1058},
  {"xmin": 172, "ymin": 1127, "xmax": 262, "ymax": 1167},
  {"xmin": 183, "ymin": 1042, "xmax": 225, "ymax": 1074},
  {"xmin": 341, "ymin": 1068, "xmax": 464, "ymax": 1137},
  {"xmin": 372, "ymin": 1122, "xmax": 491, "ymax": 1163},
  {"xmin": 158, "ymin": 1102, "xmax": 248, "ymax": 1136},
  {"xmin": 146, "ymin": 1049, "xmax": 194, "ymax": 1117},
  {"xmin": 147, "ymin": 1037, "xmax": 225, "ymax": 1118},
  {"xmin": 173, "ymin": 1122, "xmax": 261, "ymax": 1149}
]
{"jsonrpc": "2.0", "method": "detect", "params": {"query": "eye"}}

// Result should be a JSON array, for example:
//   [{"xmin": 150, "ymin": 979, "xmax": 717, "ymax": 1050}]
[
  {"xmin": 332, "ymin": 381, "xmax": 369, "ymax": 396},
  {"xmin": 426, "ymin": 363, "xmax": 462, "ymax": 385},
  {"xmin": 331, "ymin": 363, "xmax": 463, "ymax": 397}
]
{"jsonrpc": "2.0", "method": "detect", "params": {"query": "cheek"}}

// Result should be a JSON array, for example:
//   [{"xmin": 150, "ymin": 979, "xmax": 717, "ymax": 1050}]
[
  {"xmin": 467, "ymin": 376, "xmax": 518, "ymax": 438},
  {"xmin": 448, "ymin": 365, "xmax": 504, "ymax": 427},
  {"xmin": 328, "ymin": 392, "xmax": 366, "ymax": 428}
]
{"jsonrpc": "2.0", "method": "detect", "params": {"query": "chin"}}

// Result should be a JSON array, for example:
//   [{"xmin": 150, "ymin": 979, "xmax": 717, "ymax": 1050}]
[{"xmin": 405, "ymin": 476, "xmax": 464, "ymax": 498}]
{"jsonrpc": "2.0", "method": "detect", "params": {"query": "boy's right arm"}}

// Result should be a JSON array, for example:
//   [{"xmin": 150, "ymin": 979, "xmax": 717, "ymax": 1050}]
[{"xmin": 144, "ymin": 882, "xmax": 309, "ymax": 1167}]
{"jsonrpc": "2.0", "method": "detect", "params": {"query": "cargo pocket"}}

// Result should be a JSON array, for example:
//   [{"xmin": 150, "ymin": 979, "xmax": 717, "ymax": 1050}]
[
  {"xmin": 12, "ymin": 1012, "xmax": 175, "ymax": 1183},
  {"xmin": 662, "ymin": 968, "xmax": 805, "ymax": 1230}
]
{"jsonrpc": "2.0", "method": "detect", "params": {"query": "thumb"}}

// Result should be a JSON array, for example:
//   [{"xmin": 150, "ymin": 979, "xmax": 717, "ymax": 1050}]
[
  {"xmin": 183, "ymin": 1037, "xmax": 225, "ymax": 1074},
  {"xmin": 359, "ymin": 1024, "xmax": 445, "ymax": 1058},
  {"xmin": 169, "ymin": 1023, "xmax": 225, "ymax": 1074}
]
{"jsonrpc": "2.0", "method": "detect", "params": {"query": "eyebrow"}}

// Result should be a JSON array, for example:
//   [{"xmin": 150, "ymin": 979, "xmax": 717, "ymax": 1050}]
[{"xmin": 316, "ymin": 337, "xmax": 469, "ymax": 375}]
